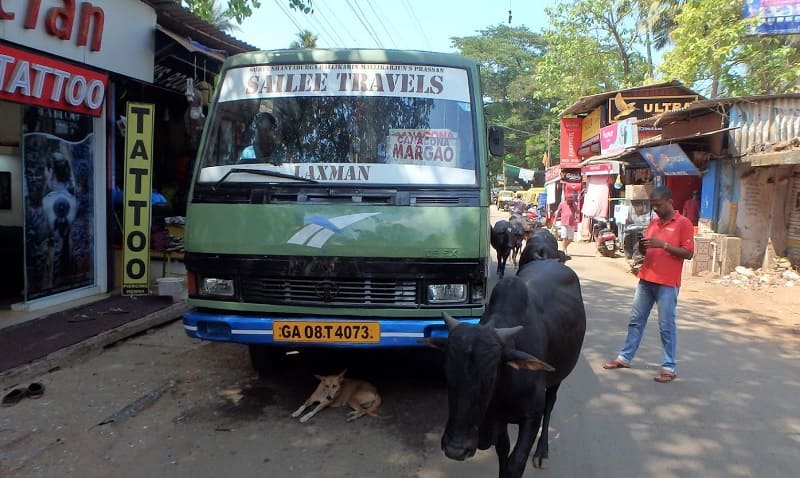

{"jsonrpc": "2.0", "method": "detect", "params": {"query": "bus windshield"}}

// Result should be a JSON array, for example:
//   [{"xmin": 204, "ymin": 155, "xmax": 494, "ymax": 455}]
[{"xmin": 196, "ymin": 63, "xmax": 477, "ymax": 186}]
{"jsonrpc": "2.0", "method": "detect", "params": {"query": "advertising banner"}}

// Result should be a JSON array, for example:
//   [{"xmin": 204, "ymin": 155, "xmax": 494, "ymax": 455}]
[
  {"xmin": 581, "ymin": 107, "xmax": 601, "ymax": 142},
  {"xmin": 639, "ymin": 144, "xmax": 700, "ymax": 176},
  {"xmin": 600, "ymin": 118, "xmax": 639, "ymax": 155},
  {"xmin": 0, "ymin": 43, "xmax": 107, "ymax": 116},
  {"xmin": 122, "ymin": 103, "xmax": 155, "ymax": 295},
  {"xmin": 22, "ymin": 108, "xmax": 95, "ymax": 300},
  {"xmin": 545, "ymin": 165, "xmax": 561, "ymax": 183},
  {"xmin": 559, "ymin": 117, "xmax": 583, "ymax": 168},
  {"xmin": 219, "ymin": 64, "xmax": 470, "ymax": 103},
  {"xmin": 743, "ymin": 0, "xmax": 800, "ymax": 35}
]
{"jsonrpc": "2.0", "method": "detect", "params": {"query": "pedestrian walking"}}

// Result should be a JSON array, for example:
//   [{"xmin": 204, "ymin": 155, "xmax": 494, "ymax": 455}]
[
  {"xmin": 602, "ymin": 186, "xmax": 694, "ymax": 383},
  {"xmin": 555, "ymin": 193, "xmax": 579, "ymax": 256}
]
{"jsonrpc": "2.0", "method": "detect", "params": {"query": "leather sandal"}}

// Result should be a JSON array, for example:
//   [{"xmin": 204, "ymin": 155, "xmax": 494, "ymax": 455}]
[
  {"xmin": 602, "ymin": 358, "xmax": 630, "ymax": 369},
  {"xmin": 2, "ymin": 388, "xmax": 27, "ymax": 407},
  {"xmin": 654, "ymin": 370, "xmax": 676, "ymax": 383}
]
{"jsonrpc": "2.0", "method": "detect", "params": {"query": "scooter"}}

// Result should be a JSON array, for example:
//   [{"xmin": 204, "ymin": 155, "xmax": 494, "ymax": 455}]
[
  {"xmin": 621, "ymin": 224, "xmax": 646, "ymax": 259},
  {"xmin": 593, "ymin": 217, "xmax": 617, "ymax": 257}
]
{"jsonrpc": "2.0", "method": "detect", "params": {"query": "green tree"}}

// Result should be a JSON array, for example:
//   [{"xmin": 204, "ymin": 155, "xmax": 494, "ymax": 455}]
[
  {"xmin": 659, "ymin": 0, "xmax": 800, "ymax": 97},
  {"xmin": 536, "ymin": 0, "xmax": 649, "ymax": 110},
  {"xmin": 451, "ymin": 25, "xmax": 556, "ymax": 181},
  {"xmin": 290, "ymin": 29, "xmax": 318, "ymax": 48},
  {"xmin": 183, "ymin": 1, "xmax": 312, "ymax": 25}
]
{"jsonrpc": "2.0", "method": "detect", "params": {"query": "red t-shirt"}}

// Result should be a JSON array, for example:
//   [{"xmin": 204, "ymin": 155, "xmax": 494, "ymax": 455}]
[
  {"xmin": 556, "ymin": 201, "xmax": 579, "ymax": 226},
  {"xmin": 638, "ymin": 211, "xmax": 694, "ymax": 287}
]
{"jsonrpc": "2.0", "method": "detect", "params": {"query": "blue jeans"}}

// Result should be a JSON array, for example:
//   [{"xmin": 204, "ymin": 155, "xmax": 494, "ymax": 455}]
[{"xmin": 617, "ymin": 279, "xmax": 679, "ymax": 372}]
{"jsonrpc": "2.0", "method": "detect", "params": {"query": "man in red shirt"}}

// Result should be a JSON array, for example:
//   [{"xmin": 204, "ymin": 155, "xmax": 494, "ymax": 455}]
[
  {"xmin": 602, "ymin": 186, "xmax": 694, "ymax": 383},
  {"xmin": 555, "ymin": 194, "xmax": 579, "ymax": 256},
  {"xmin": 682, "ymin": 190, "xmax": 700, "ymax": 225}
]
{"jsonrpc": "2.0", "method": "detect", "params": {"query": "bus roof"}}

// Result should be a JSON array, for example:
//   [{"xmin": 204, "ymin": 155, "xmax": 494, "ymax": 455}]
[{"xmin": 221, "ymin": 49, "xmax": 479, "ymax": 70}]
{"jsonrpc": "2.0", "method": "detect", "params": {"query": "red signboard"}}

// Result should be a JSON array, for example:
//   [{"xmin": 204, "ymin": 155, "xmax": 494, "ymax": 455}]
[
  {"xmin": 545, "ymin": 165, "xmax": 561, "ymax": 183},
  {"xmin": 559, "ymin": 117, "xmax": 583, "ymax": 168},
  {"xmin": 583, "ymin": 162, "xmax": 618, "ymax": 175},
  {"xmin": 0, "ymin": 43, "xmax": 107, "ymax": 116}
]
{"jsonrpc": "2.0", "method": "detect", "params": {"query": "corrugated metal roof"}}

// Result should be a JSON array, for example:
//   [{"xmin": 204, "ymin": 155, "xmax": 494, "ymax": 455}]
[
  {"xmin": 560, "ymin": 81, "xmax": 702, "ymax": 116},
  {"xmin": 142, "ymin": 0, "xmax": 257, "ymax": 55},
  {"xmin": 653, "ymin": 94, "xmax": 800, "ymax": 127}
]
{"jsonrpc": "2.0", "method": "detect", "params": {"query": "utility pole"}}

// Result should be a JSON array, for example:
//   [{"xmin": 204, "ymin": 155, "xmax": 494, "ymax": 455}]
[{"xmin": 547, "ymin": 123, "xmax": 551, "ymax": 165}]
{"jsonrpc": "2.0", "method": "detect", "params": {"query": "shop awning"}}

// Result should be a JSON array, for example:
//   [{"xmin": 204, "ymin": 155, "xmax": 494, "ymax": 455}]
[
  {"xmin": 154, "ymin": 25, "xmax": 226, "ymax": 92},
  {"xmin": 157, "ymin": 25, "xmax": 226, "ymax": 62}
]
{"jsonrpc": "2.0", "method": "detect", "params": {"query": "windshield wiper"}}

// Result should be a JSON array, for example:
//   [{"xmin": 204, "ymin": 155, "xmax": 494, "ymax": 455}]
[{"xmin": 212, "ymin": 167, "xmax": 317, "ymax": 189}]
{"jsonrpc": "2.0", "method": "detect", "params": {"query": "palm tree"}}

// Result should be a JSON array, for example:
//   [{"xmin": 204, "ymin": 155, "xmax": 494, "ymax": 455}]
[
  {"xmin": 184, "ymin": 0, "xmax": 240, "ymax": 33},
  {"xmin": 207, "ymin": 1, "xmax": 240, "ymax": 33},
  {"xmin": 290, "ymin": 29, "xmax": 318, "ymax": 49}
]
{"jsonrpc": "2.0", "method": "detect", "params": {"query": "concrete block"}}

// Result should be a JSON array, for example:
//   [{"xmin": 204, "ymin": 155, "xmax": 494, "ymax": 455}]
[{"xmin": 719, "ymin": 236, "xmax": 742, "ymax": 275}]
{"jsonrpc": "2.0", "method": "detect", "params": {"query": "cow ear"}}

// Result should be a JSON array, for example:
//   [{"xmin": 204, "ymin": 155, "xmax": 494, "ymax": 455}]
[
  {"xmin": 494, "ymin": 325, "xmax": 523, "ymax": 344},
  {"xmin": 503, "ymin": 349, "xmax": 555, "ymax": 372},
  {"xmin": 419, "ymin": 337, "xmax": 448, "ymax": 350}
]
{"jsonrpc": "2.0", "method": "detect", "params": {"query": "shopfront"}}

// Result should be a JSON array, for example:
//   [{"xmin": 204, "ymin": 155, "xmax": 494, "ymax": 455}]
[{"xmin": 0, "ymin": 0, "xmax": 155, "ymax": 310}]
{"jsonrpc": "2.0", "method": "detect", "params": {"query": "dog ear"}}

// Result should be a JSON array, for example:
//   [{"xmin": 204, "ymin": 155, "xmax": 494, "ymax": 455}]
[
  {"xmin": 314, "ymin": 374, "xmax": 323, "ymax": 381},
  {"xmin": 337, "ymin": 369, "xmax": 347, "ymax": 378}
]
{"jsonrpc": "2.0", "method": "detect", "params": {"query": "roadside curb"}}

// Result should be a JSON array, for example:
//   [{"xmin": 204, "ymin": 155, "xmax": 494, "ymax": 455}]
[{"xmin": 0, "ymin": 301, "xmax": 188, "ymax": 389}]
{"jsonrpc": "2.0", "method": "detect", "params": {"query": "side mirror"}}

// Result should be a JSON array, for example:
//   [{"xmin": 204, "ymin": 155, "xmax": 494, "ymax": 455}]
[{"xmin": 488, "ymin": 125, "xmax": 504, "ymax": 157}]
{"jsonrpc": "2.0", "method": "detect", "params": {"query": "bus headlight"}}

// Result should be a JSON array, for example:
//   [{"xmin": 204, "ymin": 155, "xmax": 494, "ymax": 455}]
[
  {"xmin": 427, "ymin": 283, "xmax": 466, "ymax": 303},
  {"xmin": 201, "ymin": 278, "xmax": 235, "ymax": 297}
]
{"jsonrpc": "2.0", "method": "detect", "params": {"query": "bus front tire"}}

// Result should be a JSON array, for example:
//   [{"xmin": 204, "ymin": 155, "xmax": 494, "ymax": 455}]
[{"xmin": 248, "ymin": 344, "xmax": 283, "ymax": 377}]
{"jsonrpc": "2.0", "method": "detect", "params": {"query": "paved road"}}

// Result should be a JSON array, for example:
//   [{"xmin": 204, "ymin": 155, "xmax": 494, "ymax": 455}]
[{"xmin": 1, "ymin": 207, "xmax": 798, "ymax": 477}]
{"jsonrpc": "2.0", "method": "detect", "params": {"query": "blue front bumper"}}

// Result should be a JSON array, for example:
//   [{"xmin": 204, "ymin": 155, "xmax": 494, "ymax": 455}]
[{"xmin": 183, "ymin": 309, "xmax": 479, "ymax": 348}]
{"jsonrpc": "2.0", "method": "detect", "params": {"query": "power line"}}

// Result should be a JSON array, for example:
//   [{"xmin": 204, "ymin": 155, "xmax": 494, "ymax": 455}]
[
  {"xmin": 306, "ymin": 9, "xmax": 343, "ymax": 47},
  {"xmin": 364, "ymin": 1, "xmax": 399, "ymax": 47},
  {"xmin": 271, "ymin": 0, "xmax": 306, "ymax": 38},
  {"xmin": 313, "ymin": 2, "xmax": 349, "ymax": 47},
  {"xmin": 343, "ymin": 0, "xmax": 383, "ymax": 47},
  {"xmin": 316, "ymin": 0, "xmax": 360, "ymax": 47},
  {"xmin": 401, "ymin": 0, "xmax": 431, "ymax": 50}
]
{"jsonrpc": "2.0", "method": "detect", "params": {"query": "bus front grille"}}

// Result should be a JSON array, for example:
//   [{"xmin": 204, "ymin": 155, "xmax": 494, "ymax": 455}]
[{"xmin": 240, "ymin": 278, "xmax": 418, "ymax": 306}]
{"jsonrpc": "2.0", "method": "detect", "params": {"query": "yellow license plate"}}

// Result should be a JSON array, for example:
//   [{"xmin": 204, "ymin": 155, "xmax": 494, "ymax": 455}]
[{"xmin": 273, "ymin": 321, "xmax": 380, "ymax": 343}]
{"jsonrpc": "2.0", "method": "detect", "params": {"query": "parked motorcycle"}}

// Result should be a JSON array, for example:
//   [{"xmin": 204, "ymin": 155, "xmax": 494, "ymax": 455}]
[
  {"xmin": 592, "ymin": 217, "xmax": 618, "ymax": 257},
  {"xmin": 621, "ymin": 223, "xmax": 646, "ymax": 259}
]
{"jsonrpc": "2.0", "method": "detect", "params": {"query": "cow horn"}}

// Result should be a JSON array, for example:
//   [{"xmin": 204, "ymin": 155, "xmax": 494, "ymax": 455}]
[
  {"xmin": 442, "ymin": 312, "xmax": 461, "ymax": 331},
  {"xmin": 495, "ymin": 325, "xmax": 523, "ymax": 344}
]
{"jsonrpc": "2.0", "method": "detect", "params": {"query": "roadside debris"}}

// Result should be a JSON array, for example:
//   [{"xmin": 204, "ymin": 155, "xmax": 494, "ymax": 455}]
[
  {"xmin": 95, "ymin": 379, "xmax": 177, "ymax": 427},
  {"xmin": 704, "ymin": 256, "xmax": 799, "ymax": 289}
]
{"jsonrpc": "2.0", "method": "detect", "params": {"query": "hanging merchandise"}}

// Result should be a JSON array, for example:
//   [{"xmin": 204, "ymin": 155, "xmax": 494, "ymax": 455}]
[
  {"xmin": 196, "ymin": 60, "xmax": 212, "ymax": 112},
  {"xmin": 184, "ymin": 59, "xmax": 205, "ymax": 150},
  {"xmin": 614, "ymin": 173, "xmax": 623, "ymax": 190}
]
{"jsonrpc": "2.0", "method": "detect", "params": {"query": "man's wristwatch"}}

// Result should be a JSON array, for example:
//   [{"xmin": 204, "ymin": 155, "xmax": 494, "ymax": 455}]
[{"xmin": 663, "ymin": 243, "xmax": 669, "ymax": 250}]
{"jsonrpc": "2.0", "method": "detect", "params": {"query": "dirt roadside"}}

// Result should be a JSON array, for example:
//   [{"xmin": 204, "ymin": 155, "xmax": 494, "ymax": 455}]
[{"xmin": 595, "ymin": 241, "xmax": 800, "ymax": 342}]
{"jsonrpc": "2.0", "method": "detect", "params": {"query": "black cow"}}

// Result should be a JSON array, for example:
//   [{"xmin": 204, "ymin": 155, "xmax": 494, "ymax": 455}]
[
  {"xmin": 427, "ymin": 257, "xmax": 586, "ymax": 477},
  {"xmin": 508, "ymin": 216, "xmax": 526, "ymax": 267},
  {"xmin": 518, "ymin": 227, "xmax": 569, "ymax": 266},
  {"xmin": 490, "ymin": 220, "xmax": 513, "ymax": 278}
]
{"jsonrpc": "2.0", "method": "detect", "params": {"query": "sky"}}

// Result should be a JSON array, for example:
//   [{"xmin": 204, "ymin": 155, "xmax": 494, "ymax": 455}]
[{"xmin": 235, "ymin": 0, "xmax": 557, "ymax": 52}]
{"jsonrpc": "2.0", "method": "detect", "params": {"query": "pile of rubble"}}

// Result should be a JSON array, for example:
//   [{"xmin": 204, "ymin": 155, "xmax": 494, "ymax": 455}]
[{"xmin": 704, "ymin": 257, "xmax": 800, "ymax": 290}]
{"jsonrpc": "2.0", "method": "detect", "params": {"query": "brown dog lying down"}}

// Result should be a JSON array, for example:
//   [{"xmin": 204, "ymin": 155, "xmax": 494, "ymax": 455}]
[{"xmin": 291, "ymin": 369, "xmax": 382, "ymax": 423}]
